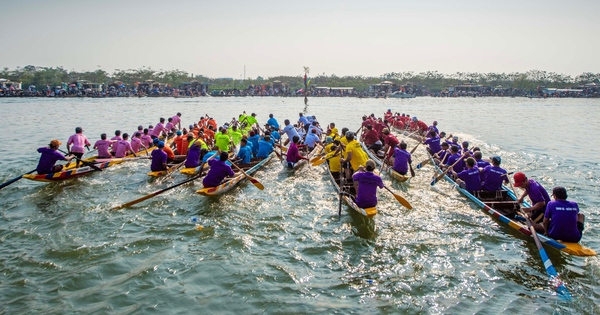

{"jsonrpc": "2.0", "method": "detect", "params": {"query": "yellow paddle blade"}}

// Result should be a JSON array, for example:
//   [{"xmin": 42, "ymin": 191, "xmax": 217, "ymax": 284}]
[{"xmin": 311, "ymin": 157, "xmax": 327, "ymax": 167}]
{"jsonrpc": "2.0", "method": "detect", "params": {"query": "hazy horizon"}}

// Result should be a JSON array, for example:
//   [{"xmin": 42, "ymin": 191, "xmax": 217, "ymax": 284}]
[{"xmin": 1, "ymin": 0, "xmax": 598, "ymax": 79}]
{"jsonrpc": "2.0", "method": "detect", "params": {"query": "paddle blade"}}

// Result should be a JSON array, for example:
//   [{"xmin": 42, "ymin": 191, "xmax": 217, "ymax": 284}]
[
  {"xmin": 393, "ymin": 192, "xmax": 412, "ymax": 209},
  {"xmin": 247, "ymin": 176, "xmax": 264, "ymax": 190},
  {"xmin": 311, "ymin": 158, "xmax": 327, "ymax": 167},
  {"xmin": 430, "ymin": 177, "xmax": 438, "ymax": 186}
]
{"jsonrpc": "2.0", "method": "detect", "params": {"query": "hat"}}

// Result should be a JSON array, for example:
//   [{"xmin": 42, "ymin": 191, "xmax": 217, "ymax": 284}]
[
  {"xmin": 513, "ymin": 172, "xmax": 527, "ymax": 187},
  {"xmin": 552, "ymin": 186, "xmax": 567, "ymax": 199},
  {"xmin": 176, "ymin": 130, "xmax": 182, "ymax": 135},
  {"xmin": 75, "ymin": 127, "xmax": 83, "ymax": 133},
  {"xmin": 157, "ymin": 141, "xmax": 165, "ymax": 148},
  {"xmin": 491, "ymin": 156, "xmax": 501, "ymax": 164},
  {"xmin": 189, "ymin": 124, "xmax": 193, "ymax": 129},
  {"xmin": 345, "ymin": 131, "xmax": 354, "ymax": 138},
  {"xmin": 153, "ymin": 138, "xmax": 159, "ymax": 144},
  {"xmin": 365, "ymin": 159, "xmax": 376, "ymax": 171},
  {"xmin": 452, "ymin": 136, "xmax": 459, "ymax": 142},
  {"xmin": 251, "ymin": 113, "xmax": 256, "ymax": 116},
  {"xmin": 325, "ymin": 136, "xmax": 333, "ymax": 144},
  {"xmin": 49, "ymin": 139, "xmax": 62, "ymax": 147}
]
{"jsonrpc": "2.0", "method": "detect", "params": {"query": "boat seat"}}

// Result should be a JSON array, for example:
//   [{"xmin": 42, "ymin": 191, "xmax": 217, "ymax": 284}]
[
  {"xmin": 483, "ymin": 200, "xmax": 520, "ymax": 217},
  {"xmin": 473, "ymin": 190, "xmax": 509, "ymax": 201}
]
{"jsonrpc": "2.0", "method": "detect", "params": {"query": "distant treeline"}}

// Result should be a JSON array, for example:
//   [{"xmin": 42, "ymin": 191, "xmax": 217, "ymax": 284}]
[{"xmin": 2, "ymin": 65, "xmax": 599, "ymax": 92}]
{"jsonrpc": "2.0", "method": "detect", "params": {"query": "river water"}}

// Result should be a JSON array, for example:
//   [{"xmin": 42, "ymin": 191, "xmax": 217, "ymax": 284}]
[{"xmin": 0, "ymin": 97, "xmax": 598, "ymax": 314}]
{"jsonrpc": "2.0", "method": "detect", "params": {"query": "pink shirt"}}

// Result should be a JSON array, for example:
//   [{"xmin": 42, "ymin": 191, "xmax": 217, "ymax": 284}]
[
  {"xmin": 165, "ymin": 122, "xmax": 175, "ymax": 133},
  {"xmin": 152, "ymin": 123, "xmax": 165, "ymax": 137},
  {"xmin": 94, "ymin": 139, "xmax": 113, "ymax": 158},
  {"xmin": 110, "ymin": 136, "xmax": 122, "ymax": 152},
  {"xmin": 115, "ymin": 139, "xmax": 133, "ymax": 158},
  {"xmin": 141, "ymin": 134, "xmax": 153, "ymax": 147},
  {"xmin": 171, "ymin": 115, "xmax": 181, "ymax": 126},
  {"xmin": 131, "ymin": 137, "xmax": 143, "ymax": 152},
  {"xmin": 67, "ymin": 133, "xmax": 91, "ymax": 154}
]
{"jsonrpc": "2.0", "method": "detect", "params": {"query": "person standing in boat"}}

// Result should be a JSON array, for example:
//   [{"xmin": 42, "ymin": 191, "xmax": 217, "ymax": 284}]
[
  {"xmin": 150, "ymin": 141, "xmax": 168, "ymax": 172},
  {"xmin": 36, "ymin": 139, "xmax": 75, "ymax": 174},
  {"xmin": 266, "ymin": 114, "xmax": 280, "ymax": 130},
  {"xmin": 171, "ymin": 112, "xmax": 182, "ymax": 130},
  {"xmin": 513, "ymin": 172, "xmax": 551, "ymax": 232},
  {"xmin": 352, "ymin": 160, "xmax": 384, "ymax": 209},
  {"xmin": 66, "ymin": 127, "xmax": 91, "ymax": 168},
  {"xmin": 282, "ymin": 119, "xmax": 300, "ymax": 146},
  {"xmin": 341, "ymin": 131, "xmax": 368, "ymax": 178},
  {"xmin": 480, "ymin": 156, "xmax": 507, "ymax": 191},
  {"xmin": 392, "ymin": 142, "xmax": 412, "ymax": 176},
  {"xmin": 202, "ymin": 151, "xmax": 235, "ymax": 188},
  {"xmin": 543, "ymin": 186, "xmax": 585, "ymax": 243}
]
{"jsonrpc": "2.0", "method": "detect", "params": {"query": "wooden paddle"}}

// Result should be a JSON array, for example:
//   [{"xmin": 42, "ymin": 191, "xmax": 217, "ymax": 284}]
[
  {"xmin": 518, "ymin": 210, "xmax": 572, "ymax": 300},
  {"xmin": 112, "ymin": 164, "xmax": 206, "ymax": 210},
  {"xmin": 58, "ymin": 149, "xmax": 103, "ymax": 172},
  {"xmin": 409, "ymin": 141, "xmax": 421, "ymax": 154},
  {"xmin": 430, "ymin": 154, "xmax": 464, "ymax": 186},
  {"xmin": 383, "ymin": 185, "xmax": 412, "ymax": 209},
  {"xmin": 380, "ymin": 146, "xmax": 392, "ymax": 173},
  {"xmin": 0, "ymin": 169, "xmax": 36, "ymax": 190},
  {"xmin": 230, "ymin": 162, "xmax": 264, "ymax": 190},
  {"xmin": 338, "ymin": 161, "xmax": 344, "ymax": 218}
]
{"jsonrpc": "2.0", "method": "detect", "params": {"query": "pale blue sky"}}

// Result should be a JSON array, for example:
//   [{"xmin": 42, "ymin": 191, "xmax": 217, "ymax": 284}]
[{"xmin": 1, "ymin": 0, "xmax": 598, "ymax": 79}]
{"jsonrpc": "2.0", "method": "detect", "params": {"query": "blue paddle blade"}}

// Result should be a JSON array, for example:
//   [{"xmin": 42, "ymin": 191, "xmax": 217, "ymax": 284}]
[
  {"xmin": 416, "ymin": 163, "xmax": 422, "ymax": 169},
  {"xmin": 430, "ymin": 178, "xmax": 437, "ymax": 186}
]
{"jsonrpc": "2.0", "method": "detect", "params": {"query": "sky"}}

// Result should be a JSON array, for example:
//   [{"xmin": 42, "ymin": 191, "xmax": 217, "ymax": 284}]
[{"xmin": 1, "ymin": 0, "xmax": 598, "ymax": 79}]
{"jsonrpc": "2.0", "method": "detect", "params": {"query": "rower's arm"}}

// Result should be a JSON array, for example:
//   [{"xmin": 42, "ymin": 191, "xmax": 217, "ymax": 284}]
[{"xmin": 542, "ymin": 217, "xmax": 550, "ymax": 235}]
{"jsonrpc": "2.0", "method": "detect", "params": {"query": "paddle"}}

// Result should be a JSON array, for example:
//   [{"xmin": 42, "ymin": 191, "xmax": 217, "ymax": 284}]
[
  {"xmin": 0, "ymin": 169, "xmax": 36, "ymax": 190},
  {"xmin": 58, "ymin": 149, "xmax": 103, "ymax": 172},
  {"xmin": 311, "ymin": 151, "xmax": 341, "ymax": 167},
  {"xmin": 409, "ymin": 141, "xmax": 421, "ymax": 154},
  {"xmin": 380, "ymin": 146, "xmax": 392, "ymax": 173},
  {"xmin": 518, "ymin": 210, "xmax": 572, "ymax": 300},
  {"xmin": 383, "ymin": 185, "xmax": 412, "ymax": 209},
  {"xmin": 338, "ymin": 160, "xmax": 344, "ymax": 218},
  {"xmin": 230, "ymin": 162, "xmax": 264, "ymax": 190},
  {"xmin": 430, "ymin": 154, "xmax": 464, "ymax": 186},
  {"xmin": 409, "ymin": 162, "xmax": 415, "ymax": 177},
  {"xmin": 112, "ymin": 163, "xmax": 207, "ymax": 210}
]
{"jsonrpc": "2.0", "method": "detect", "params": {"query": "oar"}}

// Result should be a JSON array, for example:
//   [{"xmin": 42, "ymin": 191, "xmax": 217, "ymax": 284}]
[
  {"xmin": 518, "ymin": 210, "xmax": 572, "ymax": 300},
  {"xmin": 230, "ymin": 162, "xmax": 264, "ymax": 190},
  {"xmin": 383, "ymin": 185, "xmax": 412, "ymax": 209},
  {"xmin": 0, "ymin": 169, "xmax": 37, "ymax": 190},
  {"xmin": 338, "ymin": 161, "xmax": 344, "ymax": 218},
  {"xmin": 430, "ymin": 155, "xmax": 463, "ymax": 186},
  {"xmin": 309, "ymin": 153, "xmax": 325, "ymax": 163},
  {"xmin": 311, "ymin": 151, "xmax": 340, "ymax": 167},
  {"xmin": 409, "ymin": 141, "xmax": 421, "ymax": 154},
  {"xmin": 380, "ymin": 146, "xmax": 392, "ymax": 173},
  {"xmin": 113, "ymin": 161, "xmax": 207, "ymax": 210},
  {"xmin": 409, "ymin": 162, "xmax": 415, "ymax": 177},
  {"xmin": 58, "ymin": 149, "xmax": 103, "ymax": 172}
]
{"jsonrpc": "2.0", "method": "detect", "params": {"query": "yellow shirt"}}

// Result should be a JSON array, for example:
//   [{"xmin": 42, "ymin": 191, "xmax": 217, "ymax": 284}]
[
  {"xmin": 344, "ymin": 140, "xmax": 368, "ymax": 171},
  {"xmin": 325, "ymin": 151, "xmax": 341, "ymax": 172},
  {"xmin": 328, "ymin": 127, "xmax": 339, "ymax": 139}
]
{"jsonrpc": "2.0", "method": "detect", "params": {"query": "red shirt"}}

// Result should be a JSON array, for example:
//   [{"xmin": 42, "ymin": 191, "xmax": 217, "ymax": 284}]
[{"xmin": 362, "ymin": 130, "xmax": 379, "ymax": 146}]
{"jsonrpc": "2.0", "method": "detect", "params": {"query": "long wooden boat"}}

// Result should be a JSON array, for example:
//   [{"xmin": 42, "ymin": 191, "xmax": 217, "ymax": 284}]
[
  {"xmin": 320, "ymin": 160, "xmax": 377, "ymax": 217},
  {"xmin": 196, "ymin": 153, "xmax": 274, "ymax": 196},
  {"xmin": 147, "ymin": 161, "xmax": 184, "ymax": 177},
  {"xmin": 430, "ymin": 156, "xmax": 596, "ymax": 257},
  {"xmin": 180, "ymin": 164, "xmax": 208, "ymax": 175},
  {"xmin": 63, "ymin": 146, "xmax": 157, "ymax": 171},
  {"xmin": 360, "ymin": 142, "xmax": 410, "ymax": 183},
  {"xmin": 22, "ymin": 160, "xmax": 121, "ymax": 182}
]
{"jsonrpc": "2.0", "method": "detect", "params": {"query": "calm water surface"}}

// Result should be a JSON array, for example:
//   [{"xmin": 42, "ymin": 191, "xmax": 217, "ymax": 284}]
[{"xmin": 0, "ymin": 97, "xmax": 598, "ymax": 314}]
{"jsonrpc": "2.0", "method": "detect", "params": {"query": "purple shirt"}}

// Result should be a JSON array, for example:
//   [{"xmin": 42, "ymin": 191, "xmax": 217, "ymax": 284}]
[
  {"xmin": 286, "ymin": 142, "xmax": 301, "ymax": 163},
  {"xmin": 480, "ymin": 165, "xmax": 507, "ymax": 191},
  {"xmin": 352, "ymin": 171, "xmax": 384, "ymax": 208},
  {"xmin": 185, "ymin": 144, "xmax": 201, "ymax": 168},
  {"xmin": 94, "ymin": 139, "xmax": 113, "ymax": 158},
  {"xmin": 446, "ymin": 153, "xmax": 465, "ymax": 172},
  {"xmin": 114, "ymin": 139, "xmax": 133, "ymax": 158},
  {"xmin": 151, "ymin": 149, "xmax": 167, "ymax": 171},
  {"xmin": 424, "ymin": 136, "xmax": 441, "ymax": 154},
  {"xmin": 545, "ymin": 200, "xmax": 581, "ymax": 242},
  {"xmin": 203, "ymin": 159, "xmax": 235, "ymax": 187},
  {"xmin": 526, "ymin": 179, "xmax": 551, "ymax": 207},
  {"xmin": 392, "ymin": 148, "xmax": 412, "ymax": 175},
  {"xmin": 36, "ymin": 147, "xmax": 66, "ymax": 174},
  {"xmin": 476, "ymin": 159, "xmax": 491, "ymax": 168},
  {"xmin": 456, "ymin": 167, "xmax": 481, "ymax": 193}
]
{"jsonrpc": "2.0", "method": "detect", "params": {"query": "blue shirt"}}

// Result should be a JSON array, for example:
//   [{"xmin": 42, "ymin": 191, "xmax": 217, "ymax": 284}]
[
  {"xmin": 237, "ymin": 145, "xmax": 252, "ymax": 164},
  {"xmin": 203, "ymin": 159, "xmax": 235, "ymax": 187},
  {"xmin": 266, "ymin": 117, "xmax": 279, "ymax": 129},
  {"xmin": 256, "ymin": 139, "xmax": 273, "ymax": 158},
  {"xmin": 248, "ymin": 135, "xmax": 260, "ymax": 155},
  {"xmin": 298, "ymin": 115, "xmax": 310, "ymax": 126},
  {"xmin": 304, "ymin": 133, "xmax": 320, "ymax": 148}
]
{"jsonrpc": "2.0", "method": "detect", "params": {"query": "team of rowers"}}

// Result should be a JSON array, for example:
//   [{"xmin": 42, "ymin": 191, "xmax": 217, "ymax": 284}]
[{"xmin": 34, "ymin": 109, "xmax": 585, "ymax": 244}]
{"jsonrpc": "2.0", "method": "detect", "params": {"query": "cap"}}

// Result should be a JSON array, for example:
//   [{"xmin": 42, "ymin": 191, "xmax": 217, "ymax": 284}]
[
  {"xmin": 452, "ymin": 136, "xmax": 459, "ymax": 142},
  {"xmin": 251, "ymin": 113, "xmax": 256, "ymax": 116},
  {"xmin": 176, "ymin": 130, "xmax": 182, "ymax": 135},
  {"xmin": 491, "ymin": 156, "xmax": 501, "ymax": 164},
  {"xmin": 412, "ymin": 116, "xmax": 418, "ymax": 122},
  {"xmin": 75, "ymin": 127, "xmax": 83, "ymax": 133},
  {"xmin": 387, "ymin": 109, "xmax": 391, "ymax": 112},
  {"xmin": 153, "ymin": 138, "xmax": 159, "ymax": 144},
  {"xmin": 325, "ymin": 136, "xmax": 333, "ymax": 144},
  {"xmin": 513, "ymin": 172, "xmax": 527, "ymax": 187},
  {"xmin": 157, "ymin": 141, "xmax": 165, "ymax": 148},
  {"xmin": 49, "ymin": 139, "xmax": 62, "ymax": 147},
  {"xmin": 345, "ymin": 131, "xmax": 354, "ymax": 138},
  {"xmin": 552, "ymin": 186, "xmax": 567, "ymax": 199},
  {"xmin": 365, "ymin": 159, "xmax": 376, "ymax": 170}
]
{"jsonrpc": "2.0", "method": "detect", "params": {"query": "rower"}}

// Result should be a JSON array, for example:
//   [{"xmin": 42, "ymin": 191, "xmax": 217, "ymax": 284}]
[
  {"xmin": 114, "ymin": 133, "xmax": 136, "ymax": 158},
  {"xmin": 256, "ymin": 135, "xmax": 274, "ymax": 159},
  {"xmin": 444, "ymin": 146, "xmax": 465, "ymax": 173},
  {"xmin": 152, "ymin": 118, "xmax": 167, "ymax": 139},
  {"xmin": 131, "ymin": 132, "xmax": 146, "ymax": 153},
  {"xmin": 141, "ymin": 128, "xmax": 153, "ymax": 148},
  {"xmin": 36, "ymin": 139, "xmax": 75, "ymax": 174},
  {"xmin": 215, "ymin": 127, "xmax": 231, "ymax": 152},
  {"xmin": 285, "ymin": 135, "xmax": 308, "ymax": 169},
  {"xmin": 327, "ymin": 122, "xmax": 339, "ymax": 140},
  {"xmin": 543, "ymin": 186, "xmax": 585, "ymax": 243},
  {"xmin": 202, "ymin": 151, "xmax": 235, "ymax": 188},
  {"xmin": 150, "ymin": 141, "xmax": 168, "ymax": 172},
  {"xmin": 325, "ymin": 143, "xmax": 342, "ymax": 179},
  {"xmin": 236, "ymin": 138, "xmax": 253, "ymax": 164},
  {"xmin": 247, "ymin": 130, "xmax": 260, "ymax": 156},
  {"xmin": 184, "ymin": 139, "xmax": 203, "ymax": 169},
  {"xmin": 480, "ymin": 156, "xmax": 508, "ymax": 191},
  {"xmin": 451, "ymin": 157, "xmax": 481, "ymax": 193},
  {"xmin": 282, "ymin": 119, "xmax": 300, "ymax": 146},
  {"xmin": 266, "ymin": 113, "xmax": 280, "ymax": 130},
  {"xmin": 67, "ymin": 126, "xmax": 91, "ymax": 167},
  {"xmin": 340, "ymin": 131, "xmax": 368, "ymax": 178},
  {"xmin": 93, "ymin": 133, "xmax": 115, "ymax": 159},
  {"xmin": 473, "ymin": 150, "xmax": 491, "ymax": 168},
  {"xmin": 422, "ymin": 130, "xmax": 442, "ymax": 156},
  {"xmin": 392, "ymin": 142, "xmax": 412, "ymax": 176},
  {"xmin": 362, "ymin": 125, "xmax": 379, "ymax": 147},
  {"xmin": 352, "ymin": 160, "xmax": 384, "ymax": 209},
  {"xmin": 303, "ymin": 129, "xmax": 322, "ymax": 152},
  {"xmin": 110, "ymin": 130, "xmax": 122, "ymax": 156},
  {"xmin": 513, "ymin": 172, "xmax": 551, "ymax": 233},
  {"xmin": 171, "ymin": 112, "xmax": 182, "ymax": 130},
  {"xmin": 382, "ymin": 128, "xmax": 399, "ymax": 164}
]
